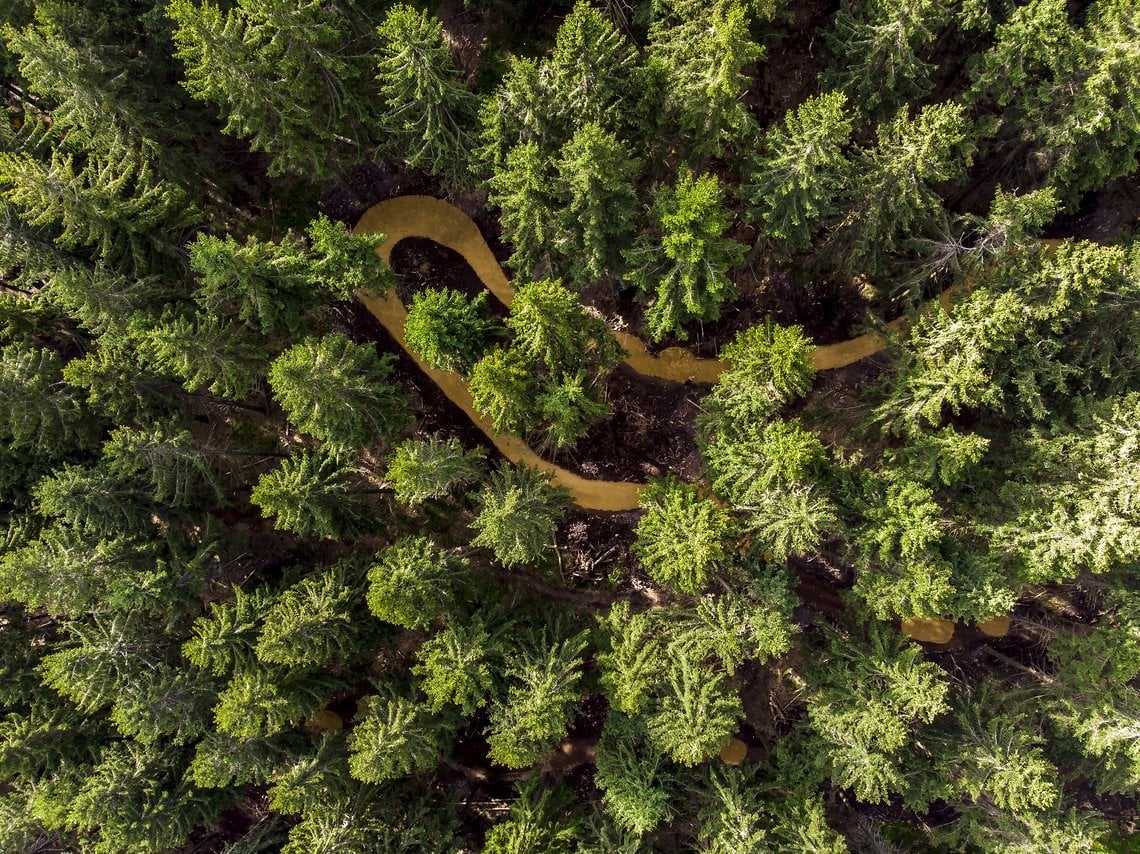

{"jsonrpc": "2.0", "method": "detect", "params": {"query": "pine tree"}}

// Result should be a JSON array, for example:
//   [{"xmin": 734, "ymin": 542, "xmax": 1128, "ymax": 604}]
[
  {"xmin": 645, "ymin": 657, "xmax": 742, "ymax": 766},
  {"xmin": 375, "ymin": 4, "xmax": 477, "ymax": 177},
  {"xmin": 137, "ymin": 311, "xmax": 269, "ymax": 400},
  {"xmin": 213, "ymin": 666, "xmax": 337, "ymax": 739},
  {"xmin": 536, "ymin": 372, "xmax": 611, "ymax": 452},
  {"xmin": 597, "ymin": 602, "xmax": 667, "ymax": 715},
  {"xmin": 404, "ymin": 288, "xmax": 501, "ymax": 374},
  {"xmin": 487, "ymin": 142, "xmax": 558, "ymax": 279},
  {"xmin": 648, "ymin": 0, "xmax": 761, "ymax": 157},
  {"xmin": 367, "ymin": 536, "xmax": 466, "ymax": 630},
  {"xmin": 184, "ymin": 586, "xmax": 275, "ymax": 677},
  {"xmin": 626, "ymin": 172, "xmax": 745, "ymax": 342},
  {"xmin": 697, "ymin": 766, "xmax": 769, "ymax": 853},
  {"xmin": 547, "ymin": 1, "xmax": 638, "ymax": 138},
  {"xmin": 701, "ymin": 320, "xmax": 817, "ymax": 429},
  {"xmin": 102, "ymin": 421, "xmax": 221, "ymax": 509},
  {"xmin": 269, "ymin": 334, "xmax": 409, "ymax": 451},
  {"xmin": 250, "ymin": 449, "xmax": 368, "ymax": 538},
  {"xmin": 487, "ymin": 630, "xmax": 589, "ymax": 768},
  {"xmin": 508, "ymin": 279, "xmax": 625, "ymax": 377},
  {"xmin": 0, "ymin": 143, "xmax": 199, "ymax": 274},
  {"xmin": 804, "ymin": 622, "xmax": 950, "ymax": 804},
  {"xmin": 474, "ymin": 57, "xmax": 557, "ymax": 178},
  {"xmin": 66, "ymin": 740, "xmax": 225, "ymax": 854},
  {"xmin": 33, "ymin": 463, "xmax": 156, "ymax": 537},
  {"xmin": 839, "ymin": 102, "xmax": 974, "ymax": 281},
  {"xmin": 0, "ymin": 525, "xmax": 163, "ymax": 617},
  {"xmin": 470, "ymin": 463, "xmax": 570, "ymax": 567},
  {"xmin": 384, "ymin": 435, "xmax": 486, "ymax": 507},
  {"xmin": 189, "ymin": 231, "xmax": 317, "ymax": 337},
  {"xmin": 594, "ymin": 712, "xmax": 676, "ymax": 835},
  {"xmin": 255, "ymin": 561, "xmax": 370, "ymax": 668},
  {"xmin": 347, "ymin": 688, "xmax": 454, "ymax": 782},
  {"xmin": 0, "ymin": 342, "xmax": 92, "ymax": 452},
  {"xmin": 483, "ymin": 778, "xmax": 580, "ymax": 854},
  {"xmin": 555, "ymin": 123, "xmax": 640, "ymax": 287},
  {"xmin": 741, "ymin": 92, "xmax": 855, "ymax": 249},
  {"xmin": 822, "ymin": 0, "xmax": 954, "ymax": 118},
  {"xmin": 166, "ymin": 0, "xmax": 373, "ymax": 177},
  {"xmin": 468, "ymin": 347, "xmax": 541, "ymax": 436},
  {"xmin": 666, "ymin": 578, "xmax": 797, "ymax": 675},
  {"xmin": 413, "ymin": 619, "xmax": 498, "ymax": 715},
  {"xmin": 633, "ymin": 476, "xmax": 732, "ymax": 593}
]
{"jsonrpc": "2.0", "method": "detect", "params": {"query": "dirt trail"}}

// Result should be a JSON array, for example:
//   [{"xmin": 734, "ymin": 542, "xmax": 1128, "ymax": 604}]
[{"xmin": 352, "ymin": 195, "xmax": 953, "ymax": 511}]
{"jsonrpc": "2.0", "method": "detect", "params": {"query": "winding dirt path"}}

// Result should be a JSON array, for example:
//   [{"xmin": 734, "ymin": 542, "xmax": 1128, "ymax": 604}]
[
  {"xmin": 352, "ymin": 195, "xmax": 945, "ymax": 511},
  {"xmin": 354, "ymin": 195, "xmax": 1009, "ymax": 643}
]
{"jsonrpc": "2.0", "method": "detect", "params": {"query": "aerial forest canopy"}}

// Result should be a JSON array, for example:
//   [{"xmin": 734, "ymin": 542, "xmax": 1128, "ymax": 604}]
[{"xmin": 0, "ymin": 0, "xmax": 1138, "ymax": 850}]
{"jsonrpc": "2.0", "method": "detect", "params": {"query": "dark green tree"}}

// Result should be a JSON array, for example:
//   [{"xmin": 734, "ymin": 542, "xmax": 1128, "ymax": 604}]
[
  {"xmin": 269, "ymin": 334, "xmax": 409, "ymax": 451},
  {"xmin": 470, "ymin": 463, "xmax": 570, "ymax": 567},
  {"xmin": 375, "ymin": 4, "xmax": 477, "ymax": 177},
  {"xmin": 626, "ymin": 173, "xmax": 745, "ymax": 342}
]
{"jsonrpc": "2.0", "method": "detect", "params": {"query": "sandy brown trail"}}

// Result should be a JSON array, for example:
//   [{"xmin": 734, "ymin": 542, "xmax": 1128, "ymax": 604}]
[
  {"xmin": 352, "ymin": 195, "xmax": 954, "ymax": 511},
  {"xmin": 353, "ymin": 195, "xmax": 1013, "ymax": 641}
]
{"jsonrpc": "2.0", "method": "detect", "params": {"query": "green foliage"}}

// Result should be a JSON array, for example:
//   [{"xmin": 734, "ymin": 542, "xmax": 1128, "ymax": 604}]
[
  {"xmin": 876, "ymin": 241, "xmax": 1140, "ymax": 433},
  {"xmin": 167, "ymin": 0, "xmax": 372, "ymax": 177},
  {"xmin": 633, "ymin": 476, "xmax": 732, "ymax": 593},
  {"xmin": 0, "ymin": 526, "xmax": 164, "ymax": 617},
  {"xmin": 184, "ymin": 586, "xmax": 275, "ymax": 677},
  {"xmin": 33, "ymin": 463, "xmax": 156, "ymax": 536},
  {"xmin": 840, "ymin": 102, "xmax": 974, "ymax": 280},
  {"xmin": 704, "ymin": 417, "xmax": 828, "ymax": 503},
  {"xmin": 645, "ymin": 657, "xmax": 742, "ymax": 766},
  {"xmin": 822, "ymin": 0, "xmax": 954, "ymax": 117},
  {"xmin": 648, "ymin": 0, "xmax": 761, "ymax": 157},
  {"xmin": 348, "ymin": 689, "xmax": 453, "ymax": 782},
  {"xmin": 509, "ymin": 279, "xmax": 624, "ymax": 376},
  {"xmin": 667, "ymin": 577, "xmax": 798, "ymax": 675},
  {"xmin": 137, "ymin": 311, "xmax": 269, "ymax": 400},
  {"xmin": 367, "ymin": 536, "xmax": 466, "ymax": 630},
  {"xmin": 0, "ymin": 143, "xmax": 199, "ymax": 274},
  {"xmin": 483, "ymin": 778, "xmax": 580, "ymax": 854},
  {"xmin": 0, "ymin": 343, "xmax": 92, "ymax": 452},
  {"xmin": 597, "ymin": 602, "xmax": 667, "ymax": 715},
  {"xmin": 697, "ymin": 766, "xmax": 769, "ymax": 853},
  {"xmin": 384, "ymin": 435, "xmax": 486, "ymax": 506},
  {"xmin": 213, "ymin": 666, "xmax": 336, "ymax": 739},
  {"xmin": 375, "ymin": 4, "xmax": 477, "ymax": 177},
  {"xmin": 413, "ymin": 619, "xmax": 498, "ymax": 715},
  {"xmin": 256, "ymin": 561, "xmax": 370, "ymax": 667},
  {"xmin": 556, "ymin": 123, "xmax": 640, "ymax": 287},
  {"xmin": 269, "ymin": 333, "xmax": 409, "ymax": 451},
  {"xmin": 594, "ymin": 713, "xmax": 676, "ymax": 835},
  {"xmin": 250, "ymin": 449, "xmax": 368, "ymax": 538},
  {"xmin": 702, "ymin": 321, "xmax": 817, "ymax": 428},
  {"xmin": 468, "ymin": 346, "xmax": 541, "ymax": 435},
  {"xmin": 970, "ymin": 0, "xmax": 1140, "ymax": 201},
  {"xmin": 404, "ymin": 288, "xmax": 501, "ymax": 374},
  {"xmin": 66, "ymin": 741, "xmax": 224, "ymax": 854},
  {"xmin": 487, "ymin": 629, "xmax": 589, "ymax": 768},
  {"xmin": 102, "ymin": 421, "xmax": 220, "ymax": 508},
  {"xmin": 804, "ymin": 622, "xmax": 950, "ymax": 804},
  {"xmin": 487, "ymin": 142, "xmax": 557, "ymax": 278},
  {"xmin": 470, "ymin": 463, "xmax": 570, "ymax": 567},
  {"xmin": 627, "ymin": 172, "xmax": 745, "ymax": 342},
  {"xmin": 742, "ymin": 92, "xmax": 854, "ymax": 248}
]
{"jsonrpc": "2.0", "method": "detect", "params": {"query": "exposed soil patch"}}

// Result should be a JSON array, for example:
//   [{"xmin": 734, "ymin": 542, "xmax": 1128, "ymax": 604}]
[{"xmin": 390, "ymin": 237, "xmax": 509, "ymax": 320}]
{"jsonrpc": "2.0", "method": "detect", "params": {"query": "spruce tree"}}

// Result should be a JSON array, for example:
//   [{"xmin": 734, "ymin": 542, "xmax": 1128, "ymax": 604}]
[
  {"xmin": 375, "ymin": 4, "xmax": 477, "ymax": 177},
  {"xmin": 627, "ymin": 172, "xmax": 745, "ymax": 342}
]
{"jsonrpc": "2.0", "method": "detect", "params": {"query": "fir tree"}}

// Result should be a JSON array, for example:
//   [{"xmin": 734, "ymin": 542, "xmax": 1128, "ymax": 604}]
[{"xmin": 470, "ymin": 463, "xmax": 570, "ymax": 568}]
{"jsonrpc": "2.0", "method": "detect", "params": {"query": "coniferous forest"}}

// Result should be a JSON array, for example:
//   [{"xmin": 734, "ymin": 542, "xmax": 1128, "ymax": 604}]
[{"xmin": 0, "ymin": 0, "xmax": 1139, "ymax": 850}]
